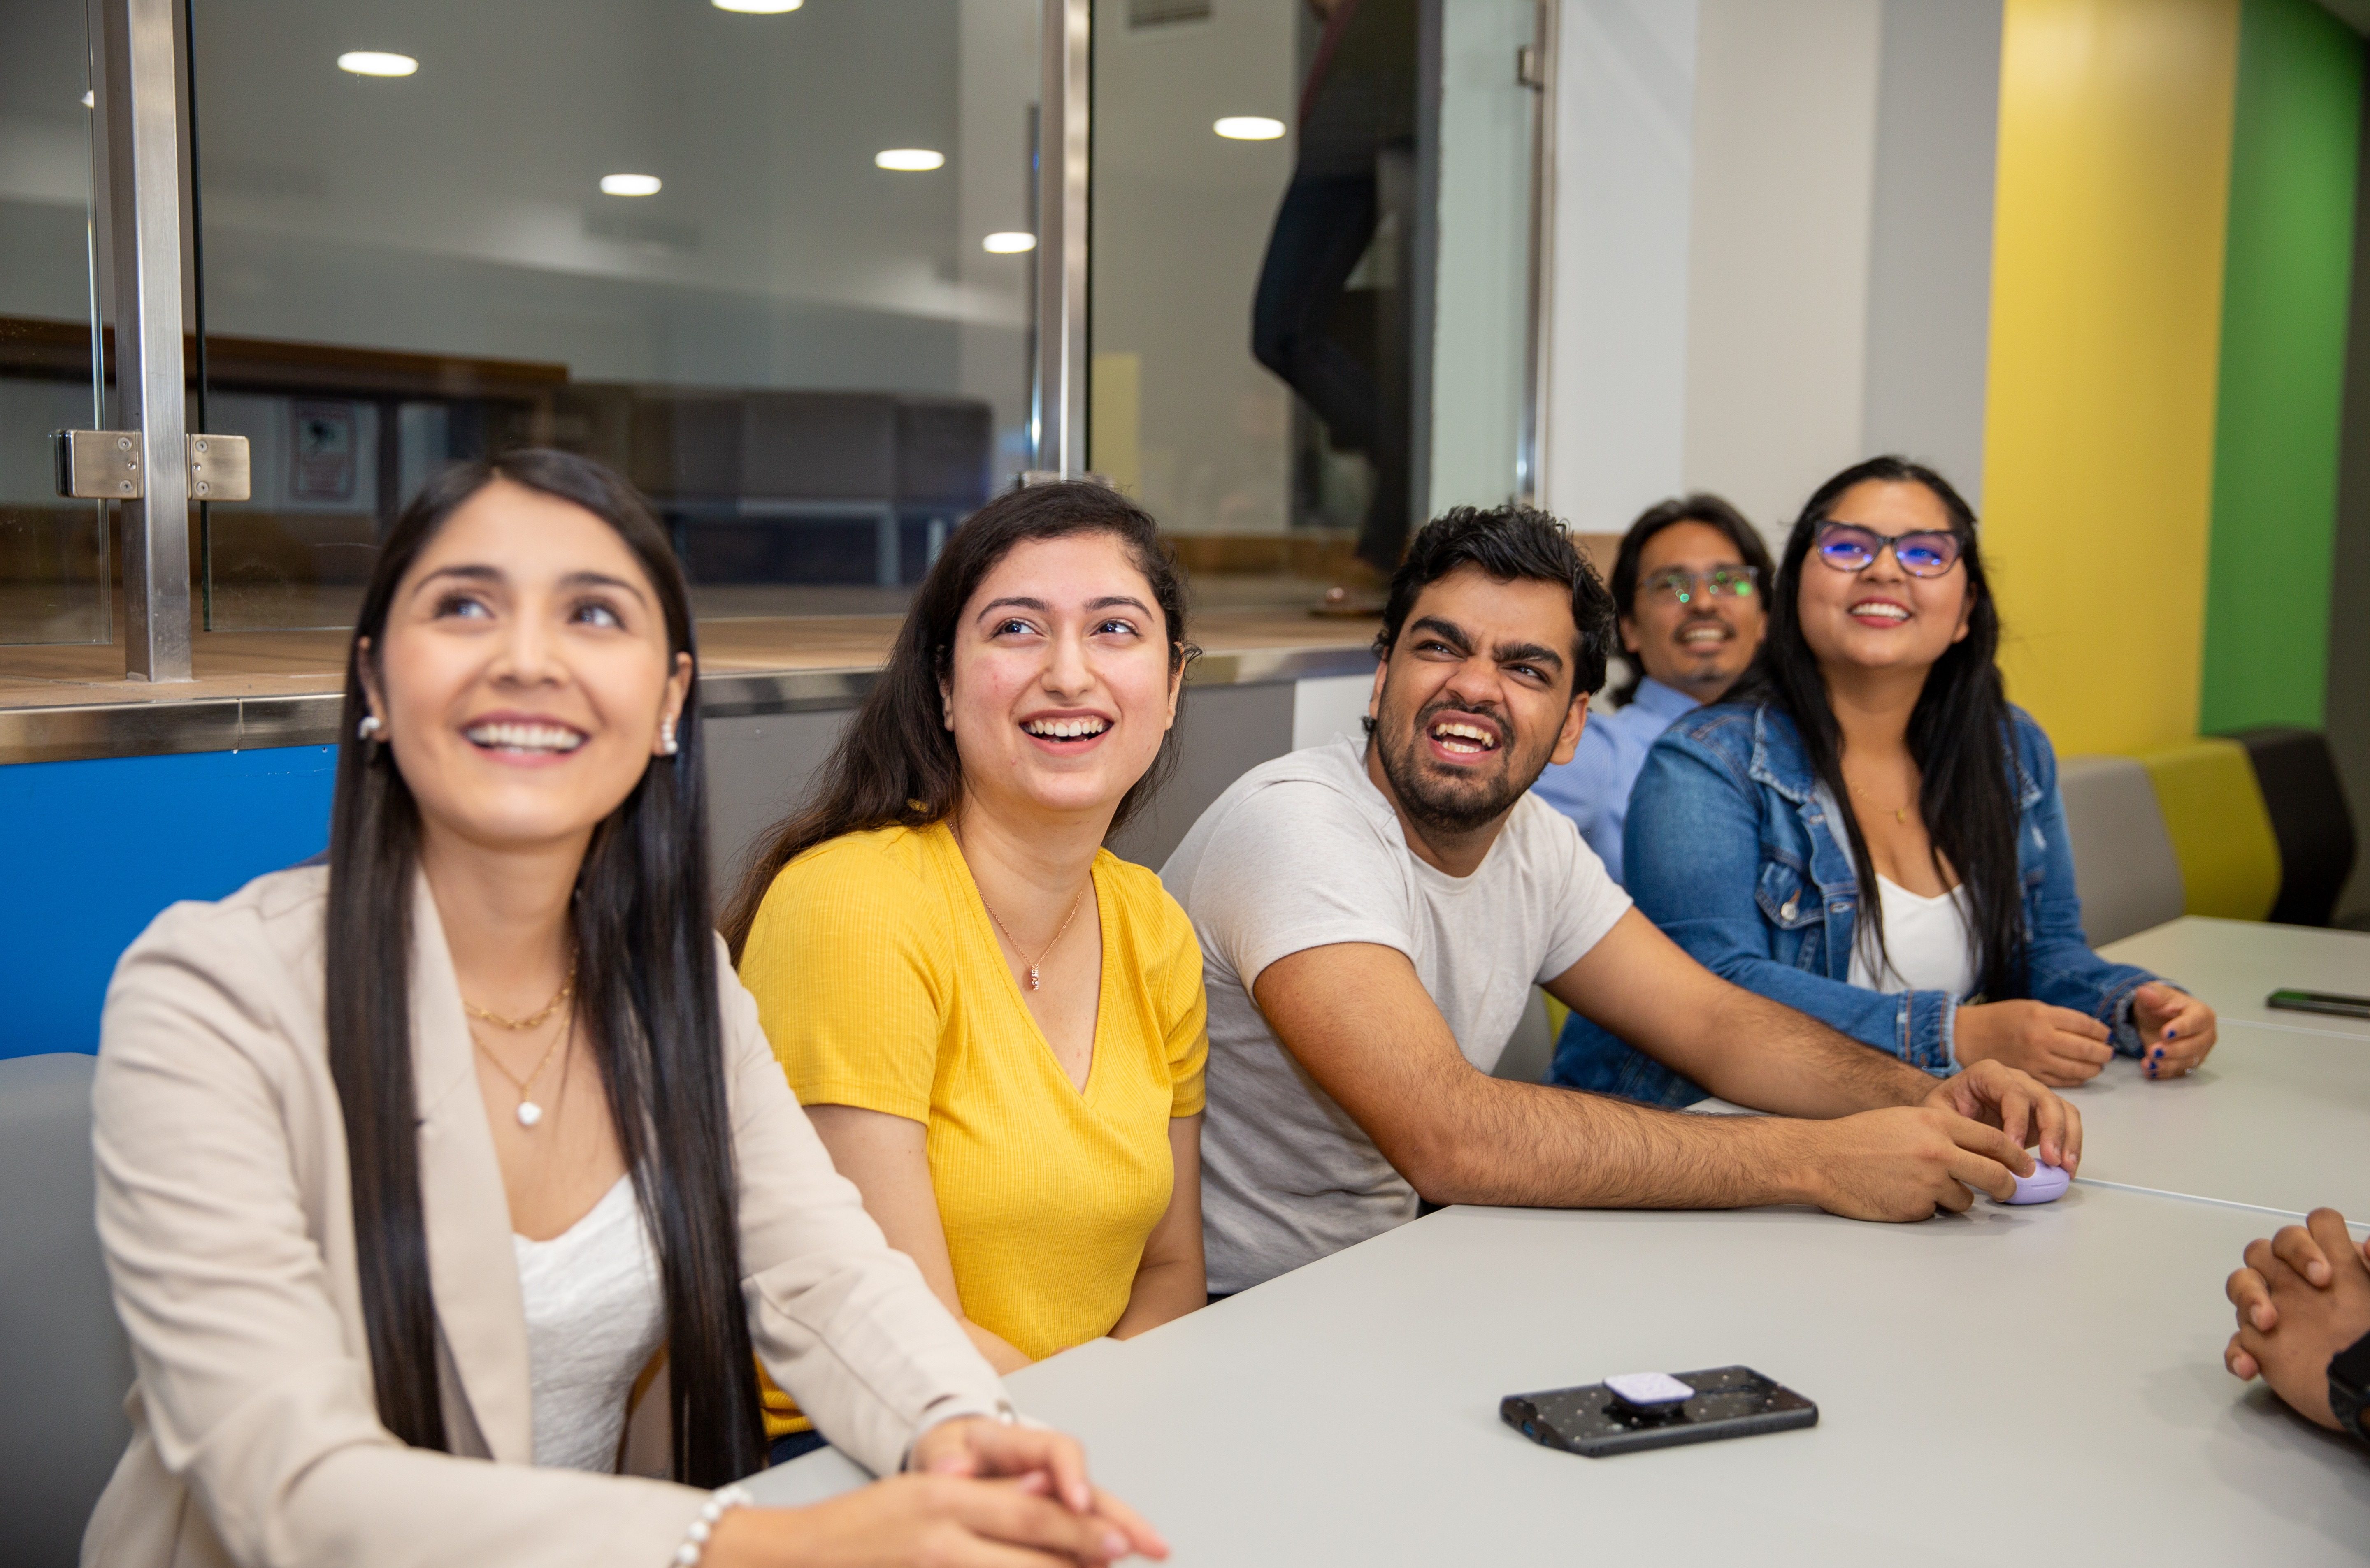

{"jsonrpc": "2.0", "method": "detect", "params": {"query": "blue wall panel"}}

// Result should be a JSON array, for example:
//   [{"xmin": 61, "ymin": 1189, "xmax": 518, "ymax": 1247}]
[{"xmin": 0, "ymin": 746, "xmax": 337, "ymax": 1058}]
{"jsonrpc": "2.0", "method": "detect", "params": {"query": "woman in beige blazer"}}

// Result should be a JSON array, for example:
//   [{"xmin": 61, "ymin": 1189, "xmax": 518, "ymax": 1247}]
[{"xmin": 83, "ymin": 451, "xmax": 1165, "ymax": 1568}]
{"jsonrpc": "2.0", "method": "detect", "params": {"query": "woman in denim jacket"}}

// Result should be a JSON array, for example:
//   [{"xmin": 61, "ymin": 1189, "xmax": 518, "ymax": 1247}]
[{"xmin": 1552, "ymin": 457, "xmax": 2217, "ymax": 1109}]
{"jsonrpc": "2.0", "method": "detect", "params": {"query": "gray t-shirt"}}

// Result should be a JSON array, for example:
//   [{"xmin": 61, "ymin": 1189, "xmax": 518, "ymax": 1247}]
[{"xmin": 1161, "ymin": 737, "xmax": 1633, "ymax": 1293}]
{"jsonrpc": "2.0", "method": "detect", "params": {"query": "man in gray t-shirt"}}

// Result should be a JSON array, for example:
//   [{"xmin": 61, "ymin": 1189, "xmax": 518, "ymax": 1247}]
[{"xmin": 1162, "ymin": 505, "xmax": 2081, "ymax": 1294}]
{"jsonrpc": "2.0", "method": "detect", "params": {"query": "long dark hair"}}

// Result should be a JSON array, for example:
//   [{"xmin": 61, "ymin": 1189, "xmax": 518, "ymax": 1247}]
[
  {"xmin": 326, "ymin": 449, "xmax": 763, "ymax": 1483},
  {"xmin": 1754, "ymin": 455, "xmax": 2024, "ymax": 1002},
  {"xmin": 1604, "ymin": 493, "xmax": 1773, "ymax": 707},
  {"xmin": 720, "ymin": 480, "xmax": 1192, "ymax": 959}
]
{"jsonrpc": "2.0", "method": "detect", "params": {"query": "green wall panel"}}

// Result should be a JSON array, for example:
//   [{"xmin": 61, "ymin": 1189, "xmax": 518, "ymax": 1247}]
[{"xmin": 2201, "ymin": 0, "xmax": 2361, "ymax": 733}]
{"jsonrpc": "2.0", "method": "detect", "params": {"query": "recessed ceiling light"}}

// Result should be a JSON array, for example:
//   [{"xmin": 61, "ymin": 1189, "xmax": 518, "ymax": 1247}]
[
  {"xmin": 600, "ymin": 174, "xmax": 663, "ymax": 196},
  {"xmin": 875, "ymin": 149, "xmax": 946, "ymax": 172},
  {"xmin": 81, "ymin": 90, "xmax": 94, "ymax": 108},
  {"xmin": 983, "ymin": 232, "xmax": 1038, "ymax": 254},
  {"xmin": 713, "ymin": 0, "xmax": 802, "ymax": 10},
  {"xmin": 1214, "ymin": 116, "xmax": 1285, "ymax": 141},
  {"xmin": 337, "ymin": 51, "xmax": 418, "ymax": 77}
]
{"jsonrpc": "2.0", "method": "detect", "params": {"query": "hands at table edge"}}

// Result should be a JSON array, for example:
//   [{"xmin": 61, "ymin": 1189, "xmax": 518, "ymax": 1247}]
[
  {"xmin": 2132, "ymin": 983, "xmax": 2217, "ymax": 1080},
  {"xmin": 705, "ymin": 1417, "xmax": 1169, "ymax": 1568},
  {"xmin": 1950, "ymin": 984, "xmax": 2214, "ymax": 1088},
  {"xmin": 2225, "ymin": 1207, "xmax": 2370, "ymax": 1432}
]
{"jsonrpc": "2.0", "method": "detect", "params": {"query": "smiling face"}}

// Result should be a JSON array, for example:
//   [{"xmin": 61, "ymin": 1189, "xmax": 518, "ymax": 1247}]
[
  {"xmin": 1622, "ymin": 520, "xmax": 1768, "ymax": 700},
  {"xmin": 1367, "ymin": 565, "xmax": 1587, "ymax": 837},
  {"xmin": 941, "ymin": 531, "xmax": 1182, "ymax": 830},
  {"xmin": 1794, "ymin": 479, "xmax": 1973, "ymax": 680},
  {"xmin": 360, "ymin": 478, "xmax": 691, "ymax": 856}
]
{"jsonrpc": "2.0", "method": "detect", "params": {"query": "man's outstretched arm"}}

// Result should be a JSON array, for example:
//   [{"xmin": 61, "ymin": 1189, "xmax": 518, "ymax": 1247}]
[
  {"xmin": 1550, "ymin": 909, "xmax": 2080, "ymax": 1170},
  {"xmin": 1253, "ymin": 938, "xmax": 2032, "ymax": 1220}
]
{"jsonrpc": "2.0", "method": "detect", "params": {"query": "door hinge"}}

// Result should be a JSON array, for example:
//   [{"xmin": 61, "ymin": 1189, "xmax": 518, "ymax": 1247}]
[{"xmin": 52, "ymin": 429, "xmax": 252, "ymax": 502}]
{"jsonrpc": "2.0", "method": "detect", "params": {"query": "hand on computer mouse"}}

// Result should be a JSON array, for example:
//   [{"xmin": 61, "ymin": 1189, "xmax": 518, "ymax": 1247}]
[
  {"xmin": 2224, "ymin": 1208, "xmax": 2370, "ymax": 1429},
  {"xmin": 1920, "ymin": 1057, "xmax": 2080, "ymax": 1174}
]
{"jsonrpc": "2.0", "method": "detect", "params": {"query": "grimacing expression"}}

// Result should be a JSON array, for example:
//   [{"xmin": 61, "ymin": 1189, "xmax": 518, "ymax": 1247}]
[
  {"xmin": 1624, "ymin": 519, "xmax": 1768, "ymax": 698},
  {"xmin": 362, "ymin": 479, "xmax": 691, "ymax": 854},
  {"xmin": 1368, "ymin": 566, "xmax": 1586, "ymax": 835},
  {"xmin": 940, "ymin": 531, "xmax": 1182, "ymax": 823},
  {"xmin": 1794, "ymin": 479, "xmax": 1972, "ymax": 678}
]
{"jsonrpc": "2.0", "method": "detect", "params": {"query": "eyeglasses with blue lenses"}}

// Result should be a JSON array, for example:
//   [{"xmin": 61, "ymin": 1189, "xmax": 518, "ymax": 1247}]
[{"xmin": 1812, "ymin": 522, "xmax": 1962, "ymax": 578}]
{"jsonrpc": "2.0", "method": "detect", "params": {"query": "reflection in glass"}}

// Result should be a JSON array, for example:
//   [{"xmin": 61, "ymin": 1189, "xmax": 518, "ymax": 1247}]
[
  {"xmin": 1428, "ymin": 0, "xmax": 1538, "ymax": 522},
  {"xmin": 189, "ymin": 0, "xmax": 1041, "ymax": 629},
  {"xmin": 0, "ymin": 0, "xmax": 110, "ymax": 647},
  {"xmin": 1094, "ymin": 0, "xmax": 1502, "ymax": 613},
  {"xmin": 1093, "ymin": 0, "xmax": 1543, "ymax": 613}
]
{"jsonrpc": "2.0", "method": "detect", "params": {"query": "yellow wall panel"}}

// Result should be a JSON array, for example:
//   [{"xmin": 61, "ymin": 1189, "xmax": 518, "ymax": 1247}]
[{"xmin": 1982, "ymin": 0, "xmax": 2239, "ymax": 755}]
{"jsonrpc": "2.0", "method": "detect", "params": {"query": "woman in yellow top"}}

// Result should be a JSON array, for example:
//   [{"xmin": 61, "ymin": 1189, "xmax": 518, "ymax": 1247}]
[{"xmin": 722, "ymin": 480, "xmax": 1208, "ymax": 1464}]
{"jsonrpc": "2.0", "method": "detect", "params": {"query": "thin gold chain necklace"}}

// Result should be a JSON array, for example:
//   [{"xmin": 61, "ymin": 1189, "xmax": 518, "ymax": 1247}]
[
  {"xmin": 464, "ymin": 962, "xmax": 576, "ymax": 1127},
  {"xmin": 464, "ymin": 961, "xmax": 576, "ymax": 1030},
  {"xmin": 980, "ymin": 884, "xmax": 1088, "ymax": 992},
  {"xmin": 1847, "ymin": 778, "xmax": 1915, "ymax": 826}
]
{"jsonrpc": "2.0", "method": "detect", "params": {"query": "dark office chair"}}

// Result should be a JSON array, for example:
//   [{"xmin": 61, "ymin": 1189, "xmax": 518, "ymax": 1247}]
[
  {"xmin": 2226, "ymin": 727, "xmax": 2360, "ymax": 927},
  {"xmin": 0, "ymin": 1052, "xmax": 132, "ymax": 1568}
]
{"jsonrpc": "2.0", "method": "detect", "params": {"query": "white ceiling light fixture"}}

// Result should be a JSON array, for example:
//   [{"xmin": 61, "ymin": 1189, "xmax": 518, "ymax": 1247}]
[
  {"xmin": 1214, "ymin": 116, "xmax": 1286, "ymax": 141},
  {"xmin": 982, "ymin": 232, "xmax": 1037, "ymax": 254},
  {"xmin": 600, "ymin": 174, "xmax": 663, "ymax": 196},
  {"xmin": 875, "ymin": 148, "xmax": 946, "ymax": 172},
  {"xmin": 337, "ymin": 51, "xmax": 419, "ymax": 77},
  {"xmin": 713, "ymin": 0, "xmax": 803, "ymax": 10}
]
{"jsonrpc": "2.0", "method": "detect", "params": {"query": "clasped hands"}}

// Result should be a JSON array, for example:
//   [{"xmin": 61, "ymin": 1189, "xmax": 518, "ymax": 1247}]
[
  {"xmin": 2224, "ymin": 1207, "xmax": 2370, "ymax": 1431},
  {"xmin": 708, "ymin": 1416, "xmax": 1166, "ymax": 1567}
]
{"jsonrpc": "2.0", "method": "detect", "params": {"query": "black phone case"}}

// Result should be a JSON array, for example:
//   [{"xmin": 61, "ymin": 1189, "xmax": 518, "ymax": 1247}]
[
  {"xmin": 2268, "ymin": 989, "xmax": 2370, "ymax": 1021},
  {"xmin": 1500, "ymin": 1365, "xmax": 1817, "ymax": 1457}
]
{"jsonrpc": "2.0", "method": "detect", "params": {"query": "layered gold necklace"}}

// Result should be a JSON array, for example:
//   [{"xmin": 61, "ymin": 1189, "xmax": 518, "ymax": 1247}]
[{"xmin": 464, "ymin": 961, "xmax": 577, "ymax": 1128}]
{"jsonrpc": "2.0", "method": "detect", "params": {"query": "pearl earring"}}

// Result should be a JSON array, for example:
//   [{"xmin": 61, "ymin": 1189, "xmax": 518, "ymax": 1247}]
[
  {"xmin": 356, "ymin": 714, "xmax": 383, "ymax": 740},
  {"xmin": 660, "ymin": 717, "xmax": 678, "ymax": 756}
]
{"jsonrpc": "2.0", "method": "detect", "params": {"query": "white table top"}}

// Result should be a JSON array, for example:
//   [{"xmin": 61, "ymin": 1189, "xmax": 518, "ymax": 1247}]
[
  {"xmin": 748, "ymin": 1188, "xmax": 2370, "ymax": 1563},
  {"xmin": 2069, "ymin": 1019, "xmax": 2370, "ymax": 1223},
  {"xmin": 748, "ymin": 917, "xmax": 2370, "ymax": 1560},
  {"xmin": 2103, "ymin": 918, "xmax": 2370, "ymax": 1041}
]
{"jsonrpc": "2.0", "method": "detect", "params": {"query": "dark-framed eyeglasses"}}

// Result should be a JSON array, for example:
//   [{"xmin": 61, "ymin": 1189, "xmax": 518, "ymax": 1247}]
[
  {"xmin": 1641, "ymin": 566, "xmax": 1760, "ymax": 605},
  {"xmin": 1812, "ymin": 522, "xmax": 1962, "ymax": 579}
]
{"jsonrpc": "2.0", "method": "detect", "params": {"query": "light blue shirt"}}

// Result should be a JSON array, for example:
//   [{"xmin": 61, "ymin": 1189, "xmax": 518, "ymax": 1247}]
[{"xmin": 1529, "ymin": 675, "xmax": 1700, "ymax": 886}]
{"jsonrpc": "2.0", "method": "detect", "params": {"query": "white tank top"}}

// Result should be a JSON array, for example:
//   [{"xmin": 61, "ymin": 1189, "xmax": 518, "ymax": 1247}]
[
  {"xmin": 512, "ymin": 1174, "xmax": 666, "ymax": 1471},
  {"xmin": 1847, "ymin": 875, "xmax": 1977, "ymax": 999}
]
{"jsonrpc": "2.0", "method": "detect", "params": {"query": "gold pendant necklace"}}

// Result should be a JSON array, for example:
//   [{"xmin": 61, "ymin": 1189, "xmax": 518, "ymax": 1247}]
[
  {"xmin": 1847, "ymin": 779, "xmax": 1912, "ymax": 825},
  {"xmin": 981, "ymin": 884, "xmax": 1088, "ymax": 992},
  {"xmin": 464, "ymin": 963, "xmax": 576, "ymax": 1127}
]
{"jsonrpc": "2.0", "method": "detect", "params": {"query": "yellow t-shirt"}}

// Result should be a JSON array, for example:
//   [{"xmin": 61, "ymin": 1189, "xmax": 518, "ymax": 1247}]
[{"xmin": 738, "ymin": 820, "xmax": 1208, "ymax": 1438}]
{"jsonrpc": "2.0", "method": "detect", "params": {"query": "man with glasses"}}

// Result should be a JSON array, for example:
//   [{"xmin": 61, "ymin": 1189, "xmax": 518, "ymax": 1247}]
[
  {"xmin": 1532, "ymin": 495, "xmax": 1773, "ymax": 884},
  {"xmin": 1163, "ymin": 504, "xmax": 2079, "ymax": 1299}
]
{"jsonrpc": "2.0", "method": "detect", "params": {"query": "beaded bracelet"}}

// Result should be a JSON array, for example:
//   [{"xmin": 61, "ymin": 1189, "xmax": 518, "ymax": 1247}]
[{"xmin": 672, "ymin": 1483, "xmax": 755, "ymax": 1566}]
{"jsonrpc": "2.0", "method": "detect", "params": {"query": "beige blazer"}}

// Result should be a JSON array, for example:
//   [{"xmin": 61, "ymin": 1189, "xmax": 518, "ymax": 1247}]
[{"xmin": 82, "ymin": 866, "xmax": 1009, "ymax": 1568}]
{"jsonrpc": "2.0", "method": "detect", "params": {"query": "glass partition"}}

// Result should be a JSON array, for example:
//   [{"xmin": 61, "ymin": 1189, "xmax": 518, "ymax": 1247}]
[
  {"xmin": 1429, "ymin": 0, "xmax": 1540, "ymax": 516},
  {"xmin": 0, "ymin": 0, "xmax": 110, "ymax": 646},
  {"xmin": 1091, "ymin": 0, "xmax": 1410, "ymax": 608},
  {"xmin": 1092, "ymin": 0, "xmax": 1543, "ymax": 610},
  {"xmin": 187, "ymin": 0, "xmax": 1042, "ymax": 629}
]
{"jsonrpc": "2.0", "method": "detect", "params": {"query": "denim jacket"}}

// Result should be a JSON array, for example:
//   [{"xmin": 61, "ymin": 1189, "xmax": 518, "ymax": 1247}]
[{"xmin": 1550, "ymin": 700, "xmax": 2164, "ymax": 1107}]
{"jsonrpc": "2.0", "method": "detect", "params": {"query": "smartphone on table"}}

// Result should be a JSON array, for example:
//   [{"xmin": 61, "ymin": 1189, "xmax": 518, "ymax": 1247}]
[
  {"xmin": 1501, "ymin": 1366, "xmax": 1816, "ymax": 1457},
  {"xmin": 2268, "ymin": 989, "xmax": 2370, "ymax": 1021}
]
